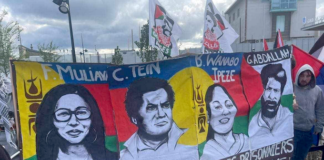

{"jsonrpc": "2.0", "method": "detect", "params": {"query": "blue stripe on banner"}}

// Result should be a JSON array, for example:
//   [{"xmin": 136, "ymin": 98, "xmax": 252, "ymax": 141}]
[
  {"xmin": 189, "ymin": 53, "xmax": 243, "ymax": 75},
  {"xmin": 108, "ymin": 57, "xmax": 192, "ymax": 89},
  {"xmin": 44, "ymin": 63, "xmax": 110, "ymax": 84}
]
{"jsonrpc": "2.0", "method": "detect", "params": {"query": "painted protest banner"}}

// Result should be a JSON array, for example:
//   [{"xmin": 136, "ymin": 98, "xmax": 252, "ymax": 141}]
[
  {"xmin": 202, "ymin": 0, "xmax": 238, "ymax": 53},
  {"xmin": 11, "ymin": 61, "xmax": 118, "ymax": 160},
  {"xmin": 108, "ymin": 57, "xmax": 200, "ymax": 160},
  {"xmin": 107, "ymin": 53, "xmax": 252, "ymax": 160},
  {"xmin": 149, "ymin": 0, "xmax": 182, "ymax": 58},
  {"xmin": 242, "ymin": 46, "xmax": 294, "ymax": 160},
  {"xmin": 10, "ymin": 47, "xmax": 294, "ymax": 160},
  {"xmin": 195, "ymin": 53, "xmax": 250, "ymax": 160}
]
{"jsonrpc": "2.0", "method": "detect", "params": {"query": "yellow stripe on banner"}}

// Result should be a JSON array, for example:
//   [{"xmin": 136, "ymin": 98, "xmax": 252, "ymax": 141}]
[
  {"xmin": 169, "ymin": 67, "xmax": 213, "ymax": 146},
  {"xmin": 14, "ymin": 61, "xmax": 65, "ymax": 159}
]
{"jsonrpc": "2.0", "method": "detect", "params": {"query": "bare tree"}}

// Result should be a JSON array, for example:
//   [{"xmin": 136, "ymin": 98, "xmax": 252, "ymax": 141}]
[{"xmin": 37, "ymin": 41, "xmax": 61, "ymax": 62}]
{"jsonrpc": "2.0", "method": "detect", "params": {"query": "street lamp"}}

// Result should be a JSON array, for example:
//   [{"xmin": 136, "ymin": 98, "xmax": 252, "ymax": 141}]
[{"xmin": 53, "ymin": 0, "xmax": 76, "ymax": 63}]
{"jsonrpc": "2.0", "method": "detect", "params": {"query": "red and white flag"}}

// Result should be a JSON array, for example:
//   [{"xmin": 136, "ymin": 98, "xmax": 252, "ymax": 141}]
[
  {"xmin": 273, "ymin": 29, "xmax": 284, "ymax": 49},
  {"xmin": 263, "ymin": 38, "xmax": 269, "ymax": 51},
  {"xmin": 202, "ymin": 0, "xmax": 238, "ymax": 53},
  {"xmin": 149, "ymin": 0, "xmax": 182, "ymax": 58}
]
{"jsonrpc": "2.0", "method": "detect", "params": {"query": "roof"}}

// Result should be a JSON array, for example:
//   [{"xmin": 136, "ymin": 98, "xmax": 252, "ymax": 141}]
[
  {"xmin": 225, "ymin": 0, "xmax": 242, "ymax": 14},
  {"xmin": 301, "ymin": 22, "xmax": 324, "ymax": 31}
]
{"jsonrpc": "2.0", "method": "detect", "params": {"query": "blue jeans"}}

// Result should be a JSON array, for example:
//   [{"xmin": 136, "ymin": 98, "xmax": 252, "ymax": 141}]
[{"xmin": 292, "ymin": 129, "xmax": 314, "ymax": 160}]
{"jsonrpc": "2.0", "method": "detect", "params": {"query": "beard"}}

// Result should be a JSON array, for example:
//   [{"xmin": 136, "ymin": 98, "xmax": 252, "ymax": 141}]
[{"xmin": 261, "ymin": 97, "xmax": 280, "ymax": 118}]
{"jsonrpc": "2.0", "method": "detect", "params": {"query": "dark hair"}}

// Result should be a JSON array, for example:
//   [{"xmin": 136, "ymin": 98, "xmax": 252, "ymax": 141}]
[
  {"xmin": 206, "ymin": 10, "xmax": 217, "ymax": 28},
  {"xmin": 8, "ymin": 111, "xmax": 14, "ymax": 119},
  {"xmin": 205, "ymin": 84, "xmax": 237, "ymax": 141},
  {"xmin": 124, "ymin": 77, "xmax": 175, "ymax": 125},
  {"xmin": 260, "ymin": 64, "xmax": 287, "ymax": 93},
  {"xmin": 36, "ymin": 84, "xmax": 108, "ymax": 160}
]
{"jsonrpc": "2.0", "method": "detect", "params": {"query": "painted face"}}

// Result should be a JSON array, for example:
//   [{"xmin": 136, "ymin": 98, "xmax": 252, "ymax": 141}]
[
  {"xmin": 261, "ymin": 78, "xmax": 281, "ymax": 118},
  {"xmin": 54, "ymin": 94, "xmax": 91, "ymax": 144},
  {"xmin": 206, "ymin": 15, "xmax": 214, "ymax": 30},
  {"xmin": 138, "ymin": 88, "xmax": 172, "ymax": 136},
  {"xmin": 209, "ymin": 86, "xmax": 237, "ymax": 134},
  {"xmin": 298, "ymin": 70, "xmax": 312, "ymax": 87}
]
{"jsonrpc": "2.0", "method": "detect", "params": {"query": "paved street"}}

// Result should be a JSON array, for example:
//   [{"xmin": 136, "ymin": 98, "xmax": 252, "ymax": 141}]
[{"xmin": 0, "ymin": 131, "xmax": 21, "ymax": 160}]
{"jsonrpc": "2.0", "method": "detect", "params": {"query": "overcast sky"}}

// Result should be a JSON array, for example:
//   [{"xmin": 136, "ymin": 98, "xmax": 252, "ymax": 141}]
[{"xmin": 0, "ymin": 0, "xmax": 323, "ymax": 55}]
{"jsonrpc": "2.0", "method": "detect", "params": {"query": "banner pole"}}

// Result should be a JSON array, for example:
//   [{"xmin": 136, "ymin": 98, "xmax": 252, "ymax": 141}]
[{"xmin": 9, "ymin": 60, "xmax": 23, "ymax": 157}]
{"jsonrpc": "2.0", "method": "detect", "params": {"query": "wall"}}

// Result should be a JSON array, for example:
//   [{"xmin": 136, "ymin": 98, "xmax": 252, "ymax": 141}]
[
  {"xmin": 246, "ymin": 0, "xmax": 272, "ymax": 41},
  {"xmin": 290, "ymin": 0, "xmax": 316, "ymax": 38}
]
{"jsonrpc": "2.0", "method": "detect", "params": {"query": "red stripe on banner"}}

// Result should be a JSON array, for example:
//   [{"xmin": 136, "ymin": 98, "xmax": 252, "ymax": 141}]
[
  {"xmin": 240, "ymin": 58, "xmax": 264, "ymax": 109},
  {"xmin": 109, "ymin": 88, "xmax": 138, "ymax": 142},
  {"xmin": 83, "ymin": 84, "xmax": 116, "ymax": 136},
  {"xmin": 209, "ymin": 74, "xmax": 250, "ymax": 117},
  {"xmin": 292, "ymin": 45, "xmax": 324, "ymax": 82}
]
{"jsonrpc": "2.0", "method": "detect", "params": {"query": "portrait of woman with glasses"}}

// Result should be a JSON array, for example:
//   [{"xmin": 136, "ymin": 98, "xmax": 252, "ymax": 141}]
[{"xmin": 36, "ymin": 84, "xmax": 117, "ymax": 160}]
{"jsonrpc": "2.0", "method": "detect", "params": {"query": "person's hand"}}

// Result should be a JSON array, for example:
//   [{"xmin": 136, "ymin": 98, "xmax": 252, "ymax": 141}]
[
  {"xmin": 314, "ymin": 132, "xmax": 319, "ymax": 135},
  {"xmin": 293, "ymin": 102, "xmax": 299, "ymax": 110}
]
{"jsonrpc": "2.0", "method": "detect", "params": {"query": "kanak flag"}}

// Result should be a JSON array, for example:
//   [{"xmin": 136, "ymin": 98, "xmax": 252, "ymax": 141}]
[
  {"xmin": 263, "ymin": 38, "xmax": 269, "ymax": 51},
  {"xmin": 273, "ymin": 29, "xmax": 284, "ymax": 49},
  {"xmin": 202, "ymin": 0, "xmax": 238, "ymax": 53},
  {"xmin": 149, "ymin": 0, "xmax": 182, "ymax": 58}
]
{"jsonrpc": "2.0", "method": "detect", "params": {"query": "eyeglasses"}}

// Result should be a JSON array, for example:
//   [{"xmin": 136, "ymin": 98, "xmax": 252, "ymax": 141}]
[{"xmin": 54, "ymin": 107, "xmax": 91, "ymax": 122}]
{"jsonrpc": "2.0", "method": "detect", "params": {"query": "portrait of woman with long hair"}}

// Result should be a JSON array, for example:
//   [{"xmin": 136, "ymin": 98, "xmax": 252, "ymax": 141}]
[
  {"xmin": 36, "ymin": 84, "xmax": 117, "ymax": 160},
  {"xmin": 201, "ymin": 84, "xmax": 248, "ymax": 160}
]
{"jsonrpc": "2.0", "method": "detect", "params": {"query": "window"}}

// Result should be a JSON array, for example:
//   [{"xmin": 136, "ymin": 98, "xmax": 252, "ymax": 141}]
[
  {"xmin": 233, "ymin": 13, "xmax": 235, "ymax": 21},
  {"xmin": 237, "ymin": 9, "xmax": 240, "ymax": 18},
  {"xmin": 276, "ymin": 15, "xmax": 285, "ymax": 32},
  {"xmin": 229, "ymin": 15, "xmax": 231, "ymax": 23}
]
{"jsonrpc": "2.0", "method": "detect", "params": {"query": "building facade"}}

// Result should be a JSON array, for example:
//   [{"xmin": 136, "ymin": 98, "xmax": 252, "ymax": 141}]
[{"xmin": 225, "ymin": 0, "xmax": 317, "ymax": 43}]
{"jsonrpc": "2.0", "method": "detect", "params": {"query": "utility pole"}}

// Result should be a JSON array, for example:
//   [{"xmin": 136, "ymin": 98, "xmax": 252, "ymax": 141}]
[{"xmin": 81, "ymin": 34, "xmax": 85, "ymax": 63}]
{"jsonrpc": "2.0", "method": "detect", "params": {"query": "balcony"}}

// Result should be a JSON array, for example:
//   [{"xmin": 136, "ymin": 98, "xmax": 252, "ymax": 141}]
[{"xmin": 270, "ymin": 0, "xmax": 297, "ymax": 12}]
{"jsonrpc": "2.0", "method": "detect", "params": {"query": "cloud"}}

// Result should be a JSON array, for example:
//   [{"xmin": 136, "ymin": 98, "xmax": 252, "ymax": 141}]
[
  {"xmin": 317, "ymin": 0, "xmax": 324, "ymax": 17},
  {"xmin": 0, "ymin": 0, "xmax": 234, "ymax": 53}
]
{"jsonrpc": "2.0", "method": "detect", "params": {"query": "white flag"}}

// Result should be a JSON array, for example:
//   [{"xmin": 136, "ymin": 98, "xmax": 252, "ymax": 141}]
[
  {"xmin": 202, "ymin": 0, "xmax": 239, "ymax": 53},
  {"xmin": 149, "ymin": 0, "xmax": 182, "ymax": 58}
]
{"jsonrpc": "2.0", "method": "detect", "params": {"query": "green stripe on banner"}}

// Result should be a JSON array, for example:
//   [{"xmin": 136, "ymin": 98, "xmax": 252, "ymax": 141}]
[
  {"xmin": 249, "ymin": 94, "xmax": 293, "ymax": 121},
  {"xmin": 26, "ymin": 155, "xmax": 37, "ymax": 160},
  {"xmin": 119, "ymin": 142, "xmax": 126, "ymax": 151},
  {"xmin": 233, "ymin": 115, "xmax": 249, "ymax": 135},
  {"xmin": 198, "ymin": 141, "xmax": 207, "ymax": 157},
  {"xmin": 105, "ymin": 136, "xmax": 118, "ymax": 152}
]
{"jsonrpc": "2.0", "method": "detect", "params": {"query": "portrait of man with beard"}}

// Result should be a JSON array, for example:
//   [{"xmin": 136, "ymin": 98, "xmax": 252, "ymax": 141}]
[{"xmin": 248, "ymin": 64, "xmax": 293, "ymax": 150}]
